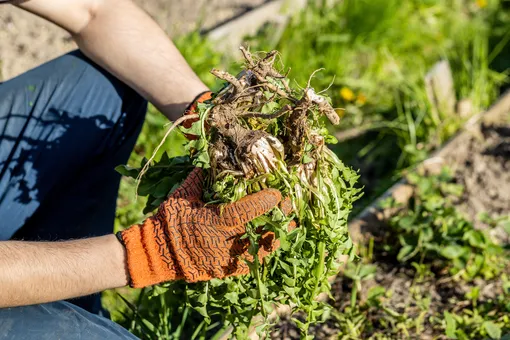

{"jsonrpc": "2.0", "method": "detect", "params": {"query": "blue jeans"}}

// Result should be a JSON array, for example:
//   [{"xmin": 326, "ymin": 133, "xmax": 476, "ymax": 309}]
[
  {"xmin": 0, "ymin": 301, "xmax": 138, "ymax": 340},
  {"xmin": 0, "ymin": 51, "xmax": 146, "ymax": 337}
]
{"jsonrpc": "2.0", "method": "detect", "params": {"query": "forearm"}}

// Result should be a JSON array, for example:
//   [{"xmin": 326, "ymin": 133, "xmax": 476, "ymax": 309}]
[
  {"xmin": 17, "ymin": 0, "xmax": 209, "ymax": 121},
  {"xmin": 0, "ymin": 235, "xmax": 128, "ymax": 308}
]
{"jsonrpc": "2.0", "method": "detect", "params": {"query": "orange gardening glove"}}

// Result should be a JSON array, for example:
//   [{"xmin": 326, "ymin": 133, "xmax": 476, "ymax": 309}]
[
  {"xmin": 118, "ymin": 168, "xmax": 285, "ymax": 288},
  {"xmin": 181, "ymin": 91, "xmax": 213, "ymax": 140}
]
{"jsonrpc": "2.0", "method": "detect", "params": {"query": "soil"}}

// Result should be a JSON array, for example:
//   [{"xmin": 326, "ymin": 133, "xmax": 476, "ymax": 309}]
[
  {"xmin": 0, "ymin": 0, "xmax": 267, "ymax": 80},
  {"xmin": 270, "ymin": 116, "xmax": 510, "ymax": 339},
  {"xmin": 452, "ymin": 123, "xmax": 510, "ymax": 243},
  {"xmin": 272, "ymin": 265, "xmax": 508, "ymax": 340}
]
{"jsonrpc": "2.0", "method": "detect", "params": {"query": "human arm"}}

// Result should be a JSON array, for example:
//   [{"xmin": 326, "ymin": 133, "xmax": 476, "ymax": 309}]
[
  {"xmin": 0, "ymin": 234, "xmax": 128, "ymax": 308},
  {"xmin": 0, "ymin": 169, "xmax": 285, "ymax": 307},
  {"xmin": 13, "ymin": 0, "xmax": 209, "ymax": 121}
]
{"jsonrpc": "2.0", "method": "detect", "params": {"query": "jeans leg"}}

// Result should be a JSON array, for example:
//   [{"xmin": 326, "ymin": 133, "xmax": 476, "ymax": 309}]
[
  {"xmin": 0, "ymin": 301, "xmax": 139, "ymax": 340},
  {"xmin": 0, "ymin": 50, "xmax": 147, "ymax": 313}
]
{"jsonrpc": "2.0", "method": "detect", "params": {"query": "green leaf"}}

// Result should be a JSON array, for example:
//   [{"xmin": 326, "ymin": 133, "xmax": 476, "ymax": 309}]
[
  {"xmin": 153, "ymin": 177, "xmax": 174, "ymax": 198},
  {"xmin": 140, "ymin": 318, "xmax": 157, "ymax": 333},
  {"xmin": 397, "ymin": 245, "xmax": 414, "ymax": 262},
  {"xmin": 241, "ymin": 296, "xmax": 258, "ymax": 306},
  {"xmin": 138, "ymin": 180, "xmax": 159, "ymax": 197},
  {"xmin": 151, "ymin": 285, "xmax": 169, "ymax": 297},
  {"xmin": 261, "ymin": 101, "xmax": 280, "ymax": 114},
  {"xmin": 440, "ymin": 245, "xmax": 467, "ymax": 260},
  {"xmin": 224, "ymin": 292, "xmax": 239, "ymax": 305},
  {"xmin": 398, "ymin": 216, "xmax": 415, "ymax": 229},
  {"xmin": 281, "ymin": 274, "xmax": 295, "ymax": 286},
  {"xmin": 343, "ymin": 263, "xmax": 357, "ymax": 280},
  {"xmin": 179, "ymin": 120, "xmax": 202, "ymax": 136},
  {"xmin": 282, "ymin": 285, "xmax": 297, "ymax": 299},
  {"xmin": 366, "ymin": 286, "xmax": 386, "ymax": 301},
  {"xmin": 195, "ymin": 150, "xmax": 210, "ymax": 168},
  {"xmin": 483, "ymin": 321, "xmax": 502, "ymax": 339},
  {"xmin": 465, "ymin": 254, "xmax": 484, "ymax": 278},
  {"xmin": 441, "ymin": 183, "xmax": 464, "ymax": 197},
  {"xmin": 277, "ymin": 228, "xmax": 290, "ymax": 251},
  {"xmin": 292, "ymin": 317, "xmax": 308, "ymax": 332},
  {"xmin": 464, "ymin": 230, "xmax": 486, "ymax": 249},
  {"xmin": 423, "ymin": 194, "xmax": 445, "ymax": 211},
  {"xmin": 302, "ymin": 154, "xmax": 314, "ymax": 164},
  {"xmin": 115, "ymin": 164, "xmax": 139, "ymax": 178},
  {"xmin": 465, "ymin": 286, "xmax": 480, "ymax": 302},
  {"xmin": 358, "ymin": 264, "xmax": 377, "ymax": 279},
  {"xmin": 444, "ymin": 311, "xmax": 457, "ymax": 339},
  {"xmin": 279, "ymin": 260, "xmax": 293, "ymax": 276},
  {"xmin": 421, "ymin": 226, "xmax": 434, "ymax": 242}
]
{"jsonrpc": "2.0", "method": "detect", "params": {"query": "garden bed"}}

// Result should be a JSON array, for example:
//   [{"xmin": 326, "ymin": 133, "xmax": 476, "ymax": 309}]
[{"xmin": 350, "ymin": 91, "xmax": 510, "ymax": 245}]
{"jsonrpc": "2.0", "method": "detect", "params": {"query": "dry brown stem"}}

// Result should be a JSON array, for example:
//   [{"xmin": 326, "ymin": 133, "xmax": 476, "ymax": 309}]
[
  {"xmin": 239, "ymin": 46, "xmax": 255, "ymax": 68},
  {"xmin": 210, "ymin": 69, "xmax": 244, "ymax": 95}
]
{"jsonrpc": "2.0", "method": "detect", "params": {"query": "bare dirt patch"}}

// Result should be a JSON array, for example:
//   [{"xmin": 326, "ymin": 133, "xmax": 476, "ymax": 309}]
[{"xmin": 452, "ymin": 123, "xmax": 510, "ymax": 242}]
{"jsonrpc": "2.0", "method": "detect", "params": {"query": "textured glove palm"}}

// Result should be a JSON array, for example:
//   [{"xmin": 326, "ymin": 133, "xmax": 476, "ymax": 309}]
[{"xmin": 119, "ymin": 168, "xmax": 283, "ymax": 288}]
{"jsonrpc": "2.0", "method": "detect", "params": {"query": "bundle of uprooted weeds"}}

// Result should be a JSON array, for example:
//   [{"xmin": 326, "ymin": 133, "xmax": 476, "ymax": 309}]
[{"xmin": 119, "ymin": 48, "xmax": 361, "ymax": 339}]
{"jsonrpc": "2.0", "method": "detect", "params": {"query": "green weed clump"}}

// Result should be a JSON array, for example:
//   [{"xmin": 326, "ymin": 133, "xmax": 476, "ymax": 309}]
[
  {"xmin": 382, "ymin": 168, "xmax": 508, "ymax": 281},
  {"xmin": 334, "ymin": 268, "xmax": 510, "ymax": 339},
  {"xmin": 328, "ymin": 169, "xmax": 510, "ymax": 339},
  {"xmin": 441, "ymin": 279, "xmax": 510, "ymax": 340},
  {"xmin": 115, "ymin": 50, "xmax": 362, "ymax": 339}
]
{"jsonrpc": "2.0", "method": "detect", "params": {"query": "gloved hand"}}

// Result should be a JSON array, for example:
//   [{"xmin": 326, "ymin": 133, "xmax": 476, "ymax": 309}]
[
  {"xmin": 181, "ymin": 91, "xmax": 212, "ymax": 140},
  {"xmin": 118, "ymin": 168, "xmax": 285, "ymax": 288}
]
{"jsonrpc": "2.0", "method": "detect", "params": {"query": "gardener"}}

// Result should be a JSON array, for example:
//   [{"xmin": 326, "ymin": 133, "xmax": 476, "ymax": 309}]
[{"xmin": 0, "ymin": 0, "xmax": 285, "ymax": 338}]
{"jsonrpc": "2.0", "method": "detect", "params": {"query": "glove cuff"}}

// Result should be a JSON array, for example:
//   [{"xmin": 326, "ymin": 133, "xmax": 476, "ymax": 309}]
[
  {"xmin": 118, "ymin": 218, "xmax": 182, "ymax": 288},
  {"xmin": 185, "ymin": 91, "xmax": 213, "ymax": 111},
  {"xmin": 182, "ymin": 91, "xmax": 213, "ymax": 139}
]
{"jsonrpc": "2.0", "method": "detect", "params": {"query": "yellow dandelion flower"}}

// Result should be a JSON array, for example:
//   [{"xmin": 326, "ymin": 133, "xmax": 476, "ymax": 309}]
[
  {"xmin": 356, "ymin": 93, "xmax": 367, "ymax": 106},
  {"xmin": 339, "ymin": 87, "xmax": 355, "ymax": 102},
  {"xmin": 476, "ymin": 0, "xmax": 487, "ymax": 8}
]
